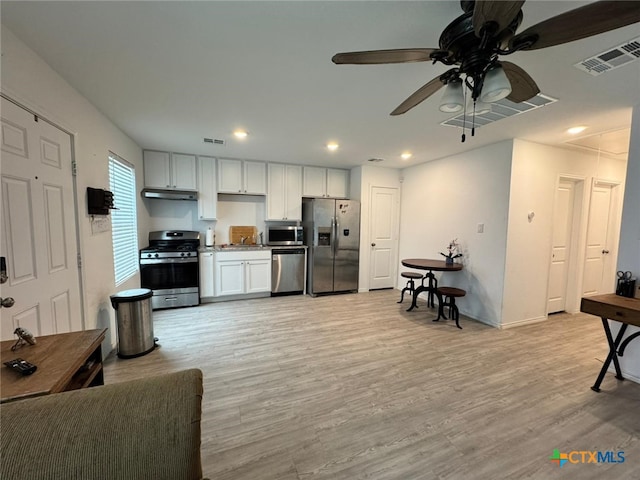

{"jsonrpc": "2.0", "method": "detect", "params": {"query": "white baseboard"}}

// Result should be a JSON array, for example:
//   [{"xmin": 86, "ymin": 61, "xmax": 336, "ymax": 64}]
[{"xmin": 500, "ymin": 315, "xmax": 548, "ymax": 329}]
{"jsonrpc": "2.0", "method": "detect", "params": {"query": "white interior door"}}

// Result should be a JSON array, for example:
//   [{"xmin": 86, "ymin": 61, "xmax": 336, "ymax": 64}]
[
  {"xmin": 583, "ymin": 182, "xmax": 616, "ymax": 296},
  {"xmin": 369, "ymin": 186, "xmax": 399, "ymax": 290},
  {"xmin": 547, "ymin": 180, "xmax": 575, "ymax": 313},
  {"xmin": 1, "ymin": 98, "xmax": 82, "ymax": 339}
]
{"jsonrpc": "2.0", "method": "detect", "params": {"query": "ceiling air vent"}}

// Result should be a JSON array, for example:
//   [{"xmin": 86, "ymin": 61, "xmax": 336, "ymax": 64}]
[
  {"xmin": 204, "ymin": 138, "xmax": 225, "ymax": 145},
  {"xmin": 367, "ymin": 158, "xmax": 384, "ymax": 163},
  {"xmin": 574, "ymin": 37, "xmax": 640, "ymax": 76},
  {"xmin": 441, "ymin": 93, "xmax": 558, "ymax": 130}
]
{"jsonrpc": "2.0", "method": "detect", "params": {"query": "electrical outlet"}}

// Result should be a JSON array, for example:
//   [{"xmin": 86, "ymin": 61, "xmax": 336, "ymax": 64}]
[{"xmin": 477, "ymin": 223, "xmax": 484, "ymax": 233}]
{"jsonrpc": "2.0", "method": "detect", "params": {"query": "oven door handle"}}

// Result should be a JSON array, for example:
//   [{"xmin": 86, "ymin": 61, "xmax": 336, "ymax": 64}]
[{"xmin": 140, "ymin": 257, "xmax": 198, "ymax": 265}]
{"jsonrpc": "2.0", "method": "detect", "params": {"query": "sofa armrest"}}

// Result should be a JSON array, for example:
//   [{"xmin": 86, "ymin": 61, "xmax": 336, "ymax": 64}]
[{"xmin": 1, "ymin": 368, "xmax": 204, "ymax": 480}]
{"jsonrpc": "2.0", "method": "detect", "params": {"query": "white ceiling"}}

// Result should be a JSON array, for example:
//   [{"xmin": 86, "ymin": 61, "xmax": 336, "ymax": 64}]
[{"xmin": 2, "ymin": 1, "xmax": 638, "ymax": 169}]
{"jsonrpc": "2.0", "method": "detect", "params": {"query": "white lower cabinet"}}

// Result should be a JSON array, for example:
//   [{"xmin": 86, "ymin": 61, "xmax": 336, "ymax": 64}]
[
  {"xmin": 199, "ymin": 251, "xmax": 215, "ymax": 298},
  {"xmin": 215, "ymin": 250, "xmax": 271, "ymax": 297}
]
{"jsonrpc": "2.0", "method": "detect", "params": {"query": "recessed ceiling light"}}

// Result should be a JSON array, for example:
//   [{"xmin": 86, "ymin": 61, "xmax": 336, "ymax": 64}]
[
  {"xmin": 326, "ymin": 142, "xmax": 339, "ymax": 151},
  {"xmin": 233, "ymin": 130, "xmax": 248, "ymax": 139},
  {"xmin": 401, "ymin": 152, "xmax": 412, "ymax": 160},
  {"xmin": 567, "ymin": 126, "xmax": 587, "ymax": 135}
]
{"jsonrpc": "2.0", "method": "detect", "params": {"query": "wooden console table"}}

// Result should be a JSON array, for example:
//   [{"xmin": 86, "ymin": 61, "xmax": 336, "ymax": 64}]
[
  {"xmin": 580, "ymin": 294, "xmax": 640, "ymax": 392},
  {"xmin": 1, "ymin": 328, "xmax": 107, "ymax": 403}
]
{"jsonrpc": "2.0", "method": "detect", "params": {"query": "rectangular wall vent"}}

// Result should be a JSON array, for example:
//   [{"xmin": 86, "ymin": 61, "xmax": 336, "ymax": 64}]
[
  {"xmin": 441, "ymin": 93, "xmax": 558, "ymax": 130},
  {"xmin": 204, "ymin": 138, "xmax": 225, "ymax": 145},
  {"xmin": 574, "ymin": 37, "xmax": 640, "ymax": 76}
]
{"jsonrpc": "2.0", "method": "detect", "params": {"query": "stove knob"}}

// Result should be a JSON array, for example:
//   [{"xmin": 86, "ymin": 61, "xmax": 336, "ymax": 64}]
[
  {"xmin": 146, "ymin": 253, "xmax": 152, "ymax": 258},
  {"xmin": 180, "ymin": 252, "xmax": 185, "ymax": 257},
  {"xmin": 154, "ymin": 253, "xmax": 159, "ymax": 258}
]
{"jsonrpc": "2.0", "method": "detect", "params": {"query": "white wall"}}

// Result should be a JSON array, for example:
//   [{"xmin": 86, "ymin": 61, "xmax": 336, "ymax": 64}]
[
  {"xmin": 350, "ymin": 165, "xmax": 402, "ymax": 292},
  {"xmin": 143, "ymin": 194, "xmax": 267, "ymax": 245},
  {"xmin": 503, "ymin": 140, "xmax": 627, "ymax": 327},
  {"xmin": 1, "ymin": 27, "xmax": 148, "ymax": 349},
  {"xmin": 614, "ymin": 103, "xmax": 640, "ymax": 383},
  {"xmin": 399, "ymin": 141, "xmax": 513, "ymax": 327}
]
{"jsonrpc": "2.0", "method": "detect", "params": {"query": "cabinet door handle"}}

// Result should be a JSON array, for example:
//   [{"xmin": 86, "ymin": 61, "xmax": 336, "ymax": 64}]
[
  {"xmin": 371, "ymin": 243, "xmax": 376, "ymax": 247},
  {"xmin": 602, "ymin": 249, "xmax": 610, "ymax": 254}
]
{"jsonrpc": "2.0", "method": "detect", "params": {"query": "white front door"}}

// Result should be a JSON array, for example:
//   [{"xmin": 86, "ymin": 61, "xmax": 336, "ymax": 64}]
[
  {"xmin": 583, "ymin": 182, "xmax": 618, "ymax": 296},
  {"xmin": 547, "ymin": 180, "xmax": 575, "ymax": 313},
  {"xmin": 369, "ymin": 186, "xmax": 399, "ymax": 290},
  {"xmin": 1, "ymin": 98, "xmax": 82, "ymax": 339}
]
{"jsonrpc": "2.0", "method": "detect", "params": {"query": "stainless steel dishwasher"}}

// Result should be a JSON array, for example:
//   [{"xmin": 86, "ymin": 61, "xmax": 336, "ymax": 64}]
[{"xmin": 271, "ymin": 248, "xmax": 305, "ymax": 295}]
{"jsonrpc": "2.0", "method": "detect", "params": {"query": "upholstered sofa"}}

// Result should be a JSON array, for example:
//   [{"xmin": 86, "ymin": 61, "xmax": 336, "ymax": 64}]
[{"xmin": 1, "ymin": 368, "xmax": 205, "ymax": 480}]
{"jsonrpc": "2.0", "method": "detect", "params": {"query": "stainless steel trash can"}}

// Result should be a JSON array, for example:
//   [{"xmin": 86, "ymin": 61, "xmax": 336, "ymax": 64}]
[{"xmin": 110, "ymin": 288, "xmax": 156, "ymax": 358}]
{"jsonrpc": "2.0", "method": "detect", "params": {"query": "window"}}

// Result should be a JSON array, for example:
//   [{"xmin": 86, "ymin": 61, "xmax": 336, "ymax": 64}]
[{"xmin": 109, "ymin": 153, "xmax": 139, "ymax": 285}]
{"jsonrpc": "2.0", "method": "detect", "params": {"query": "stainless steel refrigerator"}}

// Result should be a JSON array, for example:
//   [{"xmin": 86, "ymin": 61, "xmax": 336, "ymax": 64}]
[{"xmin": 302, "ymin": 198, "xmax": 360, "ymax": 296}]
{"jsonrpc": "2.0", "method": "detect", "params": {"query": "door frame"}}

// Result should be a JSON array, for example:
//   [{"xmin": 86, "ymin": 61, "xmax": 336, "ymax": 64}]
[{"xmin": 1, "ymin": 93, "xmax": 85, "ymax": 331}]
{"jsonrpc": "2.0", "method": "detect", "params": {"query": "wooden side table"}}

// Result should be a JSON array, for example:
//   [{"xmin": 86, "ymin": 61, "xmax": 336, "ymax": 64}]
[
  {"xmin": 580, "ymin": 294, "xmax": 640, "ymax": 392},
  {"xmin": 1, "ymin": 328, "xmax": 107, "ymax": 403}
]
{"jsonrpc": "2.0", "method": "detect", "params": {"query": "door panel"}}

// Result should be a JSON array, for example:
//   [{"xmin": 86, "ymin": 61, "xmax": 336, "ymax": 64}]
[
  {"xmin": 369, "ymin": 187, "xmax": 399, "ymax": 290},
  {"xmin": 1, "ymin": 98, "xmax": 82, "ymax": 339},
  {"xmin": 547, "ymin": 181, "xmax": 574, "ymax": 313},
  {"xmin": 583, "ymin": 184, "xmax": 613, "ymax": 296}
]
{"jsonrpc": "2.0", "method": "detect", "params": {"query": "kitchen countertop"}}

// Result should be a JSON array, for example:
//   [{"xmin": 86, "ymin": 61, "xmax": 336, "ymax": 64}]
[{"xmin": 199, "ymin": 245, "xmax": 307, "ymax": 252}]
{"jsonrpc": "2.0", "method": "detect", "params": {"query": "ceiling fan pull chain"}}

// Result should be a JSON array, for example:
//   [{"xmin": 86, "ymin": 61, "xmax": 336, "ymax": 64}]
[
  {"xmin": 472, "ymin": 100, "xmax": 476, "ymax": 137},
  {"xmin": 461, "ymin": 87, "xmax": 467, "ymax": 143}
]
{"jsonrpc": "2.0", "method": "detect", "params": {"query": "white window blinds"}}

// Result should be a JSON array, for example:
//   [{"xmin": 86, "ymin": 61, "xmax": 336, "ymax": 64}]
[{"xmin": 109, "ymin": 153, "xmax": 139, "ymax": 285}]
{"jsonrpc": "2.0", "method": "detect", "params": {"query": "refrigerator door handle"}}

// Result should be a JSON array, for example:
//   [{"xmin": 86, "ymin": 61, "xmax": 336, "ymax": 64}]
[{"xmin": 334, "ymin": 217, "xmax": 339, "ymax": 252}]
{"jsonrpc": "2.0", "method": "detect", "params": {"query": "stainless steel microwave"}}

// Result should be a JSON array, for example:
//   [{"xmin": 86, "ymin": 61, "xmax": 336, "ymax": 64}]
[{"xmin": 266, "ymin": 225, "xmax": 303, "ymax": 246}]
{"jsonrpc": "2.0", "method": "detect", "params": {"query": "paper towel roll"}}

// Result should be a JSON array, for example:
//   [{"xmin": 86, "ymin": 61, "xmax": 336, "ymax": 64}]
[{"xmin": 205, "ymin": 228, "xmax": 214, "ymax": 247}]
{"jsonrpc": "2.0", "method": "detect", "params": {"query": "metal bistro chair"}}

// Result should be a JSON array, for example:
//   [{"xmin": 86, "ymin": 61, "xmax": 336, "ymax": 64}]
[
  {"xmin": 398, "ymin": 271, "xmax": 424, "ymax": 305},
  {"xmin": 434, "ymin": 286, "xmax": 466, "ymax": 329}
]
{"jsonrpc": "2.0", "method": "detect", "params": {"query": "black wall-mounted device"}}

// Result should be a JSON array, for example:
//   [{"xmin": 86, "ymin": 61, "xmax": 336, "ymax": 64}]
[{"xmin": 87, "ymin": 187, "xmax": 115, "ymax": 215}]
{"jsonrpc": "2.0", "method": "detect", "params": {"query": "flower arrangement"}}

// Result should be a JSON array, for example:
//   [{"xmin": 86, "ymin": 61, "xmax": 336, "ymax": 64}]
[{"xmin": 440, "ymin": 238, "xmax": 462, "ymax": 264}]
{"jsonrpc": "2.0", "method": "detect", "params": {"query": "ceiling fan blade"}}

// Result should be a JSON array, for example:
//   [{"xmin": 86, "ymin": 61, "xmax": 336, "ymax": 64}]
[
  {"xmin": 511, "ymin": 1, "xmax": 640, "ymax": 51},
  {"xmin": 332, "ymin": 48, "xmax": 437, "ymax": 65},
  {"xmin": 472, "ymin": 0, "xmax": 525, "ymax": 37},
  {"xmin": 501, "ymin": 61, "xmax": 540, "ymax": 103},
  {"xmin": 390, "ymin": 75, "xmax": 445, "ymax": 116}
]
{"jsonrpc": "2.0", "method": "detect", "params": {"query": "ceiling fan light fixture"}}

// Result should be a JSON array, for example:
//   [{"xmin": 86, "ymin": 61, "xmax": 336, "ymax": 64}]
[
  {"xmin": 468, "ymin": 97, "xmax": 491, "ymax": 115},
  {"xmin": 439, "ymin": 80, "xmax": 464, "ymax": 113},
  {"xmin": 480, "ymin": 65, "xmax": 512, "ymax": 103}
]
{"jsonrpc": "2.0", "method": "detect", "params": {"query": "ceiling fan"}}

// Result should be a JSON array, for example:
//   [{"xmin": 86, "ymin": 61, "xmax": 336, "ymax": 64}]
[{"xmin": 332, "ymin": 0, "xmax": 640, "ymax": 119}]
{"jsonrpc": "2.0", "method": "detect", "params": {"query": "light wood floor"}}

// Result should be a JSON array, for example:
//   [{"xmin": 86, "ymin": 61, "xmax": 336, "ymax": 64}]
[{"xmin": 103, "ymin": 290, "xmax": 640, "ymax": 480}]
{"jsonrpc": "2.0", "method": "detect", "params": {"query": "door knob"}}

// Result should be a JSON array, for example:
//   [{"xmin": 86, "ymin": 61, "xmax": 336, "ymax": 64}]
[
  {"xmin": 371, "ymin": 243, "xmax": 376, "ymax": 247},
  {"xmin": 1, "ymin": 297, "xmax": 15, "ymax": 308},
  {"xmin": 602, "ymin": 249, "xmax": 610, "ymax": 254}
]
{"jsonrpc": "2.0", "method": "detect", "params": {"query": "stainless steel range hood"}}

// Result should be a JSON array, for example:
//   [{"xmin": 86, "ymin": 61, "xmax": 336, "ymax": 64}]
[{"xmin": 141, "ymin": 188, "xmax": 198, "ymax": 201}]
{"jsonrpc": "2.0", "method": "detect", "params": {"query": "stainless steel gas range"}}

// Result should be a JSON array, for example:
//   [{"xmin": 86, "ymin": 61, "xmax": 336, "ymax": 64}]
[{"xmin": 139, "ymin": 230, "xmax": 200, "ymax": 310}]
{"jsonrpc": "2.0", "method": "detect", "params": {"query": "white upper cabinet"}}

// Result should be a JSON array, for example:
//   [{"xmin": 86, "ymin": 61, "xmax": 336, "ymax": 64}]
[
  {"xmin": 143, "ymin": 150, "xmax": 197, "ymax": 190},
  {"xmin": 197, "ymin": 156, "xmax": 217, "ymax": 220},
  {"xmin": 143, "ymin": 150, "xmax": 171, "ymax": 189},
  {"xmin": 326, "ymin": 168, "xmax": 349, "ymax": 198},
  {"xmin": 267, "ymin": 163, "xmax": 302, "ymax": 220},
  {"xmin": 302, "ymin": 167, "xmax": 349, "ymax": 198},
  {"xmin": 217, "ymin": 158, "xmax": 266, "ymax": 195}
]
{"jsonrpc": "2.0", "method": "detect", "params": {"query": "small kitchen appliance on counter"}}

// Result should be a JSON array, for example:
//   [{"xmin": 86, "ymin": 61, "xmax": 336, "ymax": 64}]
[{"xmin": 140, "ymin": 230, "xmax": 200, "ymax": 309}]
